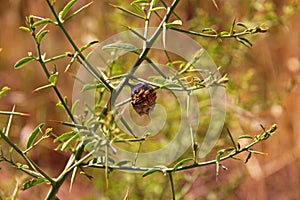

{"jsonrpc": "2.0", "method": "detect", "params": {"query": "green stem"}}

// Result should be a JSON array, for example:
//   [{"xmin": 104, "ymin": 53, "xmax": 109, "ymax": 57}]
[
  {"xmin": 112, "ymin": 0, "xmax": 180, "ymax": 103},
  {"xmin": 168, "ymin": 172, "xmax": 176, "ymax": 200},
  {"xmin": 0, "ymin": 130, "xmax": 54, "ymax": 183},
  {"xmin": 171, "ymin": 27, "xmax": 253, "ymax": 38},
  {"xmin": 45, "ymin": 0, "xmax": 115, "ymax": 92},
  {"xmin": 35, "ymin": 41, "xmax": 76, "ymax": 123},
  {"xmin": 85, "ymin": 124, "xmax": 277, "ymax": 173}
]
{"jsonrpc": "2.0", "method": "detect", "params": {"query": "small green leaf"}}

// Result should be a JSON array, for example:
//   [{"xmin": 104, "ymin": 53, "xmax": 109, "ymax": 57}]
[
  {"xmin": 116, "ymin": 160, "xmax": 131, "ymax": 166},
  {"xmin": 37, "ymin": 30, "xmax": 49, "ymax": 44},
  {"xmin": 102, "ymin": 43, "xmax": 139, "ymax": 53},
  {"xmin": 49, "ymin": 72, "xmax": 58, "ymax": 85},
  {"xmin": 55, "ymin": 133, "xmax": 79, "ymax": 151},
  {"xmin": 148, "ymin": 76, "xmax": 165, "ymax": 84},
  {"xmin": 248, "ymin": 149, "xmax": 266, "ymax": 155},
  {"xmin": 236, "ymin": 37, "xmax": 252, "ymax": 47},
  {"xmin": 131, "ymin": 2, "xmax": 145, "ymax": 16},
  {"xmin": 33, "ymin": 83, "xmax": 53, "ymax": 92},
  {"xmin": 80, "ymin": 40, "xmax": 99, "ymax": 52},
  {"xmin": 64, "ymin": 2, "xmax": 94, "ymax": 22},
  {"xmin": 165, "ymin": 20, "xmax": 182, "ymax": 28},
  {"xmin": 81, "ymin": 83, "xmax": 105, "ymax": 92},
  {"xmin": 109, "ymin": 4, "xmax": 144, "ymax": 20},
  {"xmin": 153, "ymin": 0, "xmax": 159, "ymax": 7},
  {"xmin": 150, "ymin": 6, "xmax": 166, "ymax": 12},
  {"xmin": 19, "ymin": 26, "xmax": 31, "ymax": 32},
  {"xmin": 0, "ymin": 86, "xmax": 10, "ymax": 99},
  {"xmin": 32, "ymin": 19, "xmax": 53, "ymax": 28},
  {"xmin": 54, "ymin": 131, "xmax": 77, "ymax": 143},
  {"xmin": 237, "ymin": 22, "xmax": 248, "ymax": 29},
  {"xmin": 71, "ymin": 99, "xmax": 80, "ymax": 114},
  {"xmin": 218, "ymin": 31, "xmax": 229, "ymax": 37},
  {"xmin": 9, "ymin": 147, "xmax": 14, "ymax": 162},
  {"xmin": 26, "ymin": 123, "xmax": 45, "ymax": 149},
  {"xmin": 59, "ymin": 0, "xmax": 78, "ymax": 20},
  {"xmin": 216, "ymin": 152, "xmax": 221, "ymax": 164},
  {"xmin": 142, "ymin": 168, "xmax": 162, "ymax": 177},
  {"xmin": 173, "ymin": 158, "xmax": 194, "ymax": 171},
  {"xmin": 14, "ymin": 57, "xmax": 35, "ymax": 69},
  {"xmin": 238, "ymin": 135, "xmax": 253, "ymax": 139},
  {"xmin": 202, "ymin": 28, "xmax": 217, "ymax": 34},
  {"xmin": 131, "ymin": 0, "xmax": 148, "ymax": 4},
  {"xmin": 23, "ymin": 178, "xmax": 47, "ymax": 190}
]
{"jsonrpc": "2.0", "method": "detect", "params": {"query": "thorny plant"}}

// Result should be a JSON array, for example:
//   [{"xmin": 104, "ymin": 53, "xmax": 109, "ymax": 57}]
[{"xmin": 0, "ymin": 0, "xmax": 277, "ymax": 199}]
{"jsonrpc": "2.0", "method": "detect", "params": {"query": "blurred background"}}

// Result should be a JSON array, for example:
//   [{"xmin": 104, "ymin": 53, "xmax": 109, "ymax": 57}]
[{"xmin": 0, "ymin": 0, "xmax": 299, "ymax": 199}]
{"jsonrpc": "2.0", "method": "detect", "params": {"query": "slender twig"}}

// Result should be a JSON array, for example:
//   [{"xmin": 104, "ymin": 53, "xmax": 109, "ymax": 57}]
[
  {"xmin": 170, "ymin": 27, "xmax": 265, "ymax": 39},
  {"xmin": 45, "ymin": 0, "xmax": 115, "ymax": 92},
  {"xmin": 168, "ymin": 172, "xmax": 176, "ymax": 200},
  {"xmin": 0, "ymin": 130, "xmax": 54, "ymax": 183},
  {"xmin": 84, "ymin": 124, "xmax": 277, "ymax": 173},
  {"xmin": 112, "ymin": 0, "xmax": 180, "ymax": 104}
]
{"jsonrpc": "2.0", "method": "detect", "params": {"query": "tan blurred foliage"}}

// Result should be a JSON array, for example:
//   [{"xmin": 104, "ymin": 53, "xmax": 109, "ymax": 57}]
[{"xmin": 0, "ymin": 0, "xmax": 299, "ymax": 199}]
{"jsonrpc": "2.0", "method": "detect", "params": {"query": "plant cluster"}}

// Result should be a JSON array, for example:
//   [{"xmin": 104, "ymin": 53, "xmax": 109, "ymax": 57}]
[{"xmin": 0, "ymin": 0, "xmax": 277, "ymax": 199}]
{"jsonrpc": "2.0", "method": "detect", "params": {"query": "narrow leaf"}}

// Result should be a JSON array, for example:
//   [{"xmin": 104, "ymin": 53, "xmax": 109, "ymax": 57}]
[
  {"xmin": 32, "ymin": 19, "xmax": 53, "ymax": 28},
  {"xmin": 54, "ymin": 131, "xmax": 77, "ymax": 143},
  {"xmin": 71, "ymin": 99, "xmax": 80, "ymax": 114},
  {"xmin": 19, "ymin": 26, "xmax": 31, "ymax": 32},
  {"xmin": 102, "ymin": 43, "xmax": 139, "ymax": 53},
  {"xmin": 37, "ymin": 30, "xmax": 49, "ymax": 44},
  {"xmin": 57, "ymin": 134, "xmax": 79, "ymax": 151},
  {"xmin": 81, "ymin": 83, "xmax": 105, "ymax": 92},
  {"xmin": 23, "ymin": 178, "xmax": 47, "ymax": 190},
  {"xmin": 60, "ymin": 0, "xmax": 78, "ymax": 20},
  {"xmin": 65, "ymin": 2, "xmax": 94, "ymax": 22},
  {"xmin": 237, "ymin": 22, "xmax": 248, "ymax": 29},
  {"xmin": 153, "ymin": 0, "xmax": 159, "ymax": 7},
  {"xmin": 0, "ymin": 86, "xmax": 10, "ymax": 99},
  {"xmin": 9, "ymin": 148, "xmax": 14, "ymax": 162},
  {"xmin": 26, "ymin": 123, "xmax": 45, "ymax": 149},
  {"xmin": 248, "ymin": 149, "xmax": 267, "ymax": 155},
  {"xmin": 116, "ymin": 160, "xmax": 131, "ymax": 166},
  {"xmin": 202, "ymin": 28, "xmax": 217, "ymax": 34},
  {"xmin": 236, "ymin": 37, "xmax": 252, "ymax": 47},
  {"xmin": 33, "ymin": 83, "xmax": 53, "ymax": 92},
  {"xmin": 165, "ymin": 20, "xmax": 182, "ymax": 28},
  {"xmin": 173, "ymin": 158, "xmax": 194, "ymax": 171},
  {"xmin": 14, "ymin": 57, "xmax": 35, "ymax": 69},
  {"xmin": 238, "ymin": 135, "xmax": 253, "ymax": 139},
  {"xmin": 49, "ymin": 72, "xmax": 58, "ymax": 85},
  {"xmin": 150, "ymin": 6, "xmax": 166, "ymax": 12},
  {"xmin": 131, "ymin": 3, "xmax": 145, "ymax": 16},
  {"xmin": 80, "ymin": 40, "xmax": 99, "ymax": 52},
  {"xmin": 109, "ymin": 4, "xmax": 144, "ymax": 20},
  {"xmin": 142, "ymin": 168, "xmax": 162, "ymax": 177}
]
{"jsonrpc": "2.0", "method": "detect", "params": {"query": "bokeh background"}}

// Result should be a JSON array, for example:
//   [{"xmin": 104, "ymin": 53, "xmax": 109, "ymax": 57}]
[{"xmin": 0, "ymin": 0, "xmax": 299, "ymax": 199}]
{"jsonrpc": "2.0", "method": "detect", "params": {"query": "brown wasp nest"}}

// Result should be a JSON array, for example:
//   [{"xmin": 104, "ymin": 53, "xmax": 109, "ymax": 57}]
[{"xmin": 131, "ymin": 83, "xmax": 157, "ymax": 116}]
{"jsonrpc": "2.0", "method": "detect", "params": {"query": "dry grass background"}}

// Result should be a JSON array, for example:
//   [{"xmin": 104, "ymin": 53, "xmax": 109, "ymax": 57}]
[{"xmin": 0, "ymin": 0, "xmax": 299, "ymax": 199}]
